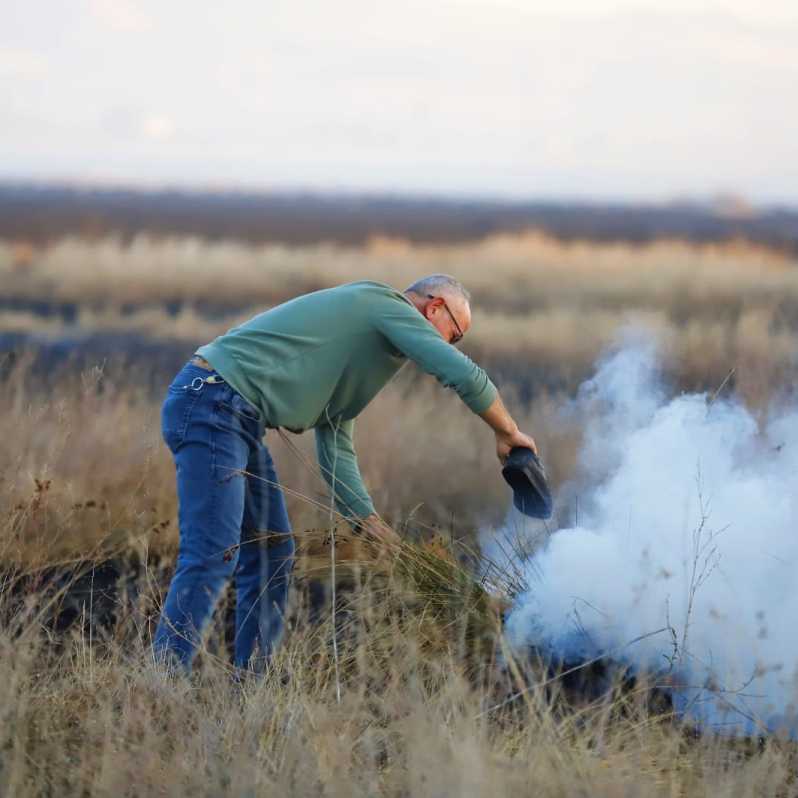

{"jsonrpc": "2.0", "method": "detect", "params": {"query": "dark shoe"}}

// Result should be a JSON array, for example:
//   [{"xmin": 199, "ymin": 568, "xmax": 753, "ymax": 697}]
[{"xmin": 502, "ymin": 447, "xmax": 553, "ymax": 519}]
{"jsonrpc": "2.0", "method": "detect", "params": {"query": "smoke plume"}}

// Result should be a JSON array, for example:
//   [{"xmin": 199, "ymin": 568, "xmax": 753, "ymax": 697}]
[{"xmin": 505, "ymin": 333, "xmax": 798, "ymax": 734}]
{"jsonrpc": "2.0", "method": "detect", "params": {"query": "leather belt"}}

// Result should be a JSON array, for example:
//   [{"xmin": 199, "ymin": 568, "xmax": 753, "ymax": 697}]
[{"xmin": 190, "ymin": 354, "xmax": 214, "ymax": 371}]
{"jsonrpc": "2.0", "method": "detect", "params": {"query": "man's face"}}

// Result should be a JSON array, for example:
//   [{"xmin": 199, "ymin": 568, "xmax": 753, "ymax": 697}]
[{"xmin": 423, "ymin": 294, "xmax": 471, "ymax": 345}]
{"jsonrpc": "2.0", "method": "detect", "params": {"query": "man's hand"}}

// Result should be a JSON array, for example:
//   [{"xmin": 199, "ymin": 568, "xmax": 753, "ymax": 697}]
[
  {"xmin": 479, "ymin": 393, "xmax": 538, "ymax": 463},
  {"xmin": 359, "ymin": 514, "xmax": 402, "ymax": 548},
  {"xmin": 495, "ymin": 428, "xmax": 538, "ymax": 464}
]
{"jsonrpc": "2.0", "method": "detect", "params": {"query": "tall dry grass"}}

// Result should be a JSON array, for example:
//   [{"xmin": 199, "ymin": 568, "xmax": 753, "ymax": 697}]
[
  {"xmin": 2, "ymin": 565, "xmax": 797, "ymax": 797},
  {"xmin": 0, "ymin": 356, "xmax": 574, "ymax": 568},
  {"xmin": 2, "ymin": 232, "xmax": 796, "ymax": 407},
  {"xmin": 2, "ymin": 230, "xmax": 795, "ymax": 562},
  {"xmin": 3, "ymin": 232, "xmax": 796, "ymax": 315},
  {"xmin": 3, "ymin": 231, "xmax": 798, "ymax": 792}
]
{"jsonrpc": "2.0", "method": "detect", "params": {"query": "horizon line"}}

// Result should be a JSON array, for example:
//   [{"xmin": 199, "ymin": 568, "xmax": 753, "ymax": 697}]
[{"xmin": 2, "ymin": 176, "xmax": 797, "ymax": 214}]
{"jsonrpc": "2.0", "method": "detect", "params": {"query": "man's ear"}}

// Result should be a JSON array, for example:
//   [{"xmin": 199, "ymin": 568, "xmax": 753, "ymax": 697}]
[{"xmin": 425, "ymin": 296, "xmax": 442, "ymax": 318}]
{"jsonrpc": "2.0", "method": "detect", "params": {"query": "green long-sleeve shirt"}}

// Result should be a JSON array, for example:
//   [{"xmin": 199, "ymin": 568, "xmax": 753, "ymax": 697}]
[{"xmin": 197, "ymin": 280, "xmax": 497, "ymax": 518}]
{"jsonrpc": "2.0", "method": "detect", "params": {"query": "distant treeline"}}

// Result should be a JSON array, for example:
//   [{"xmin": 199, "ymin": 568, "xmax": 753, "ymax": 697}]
[{"xmin": 2, "ymin": 182, "xmax": 798, "ymax": 251}]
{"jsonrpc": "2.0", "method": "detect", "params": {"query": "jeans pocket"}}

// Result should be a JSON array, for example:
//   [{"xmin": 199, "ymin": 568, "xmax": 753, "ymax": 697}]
[
  {"xmin": 161, "ymin": 388, "xmax": 201, "ymax": 450},
  {"xmin": 218, "ymin": 390, "xmax": 261, "ymax": 423}
]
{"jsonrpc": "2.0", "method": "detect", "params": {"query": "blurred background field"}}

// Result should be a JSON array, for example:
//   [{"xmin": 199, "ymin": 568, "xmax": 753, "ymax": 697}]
[{"xmin": 2, "ymin": 195, "xmax": 797, "ymax": 566}]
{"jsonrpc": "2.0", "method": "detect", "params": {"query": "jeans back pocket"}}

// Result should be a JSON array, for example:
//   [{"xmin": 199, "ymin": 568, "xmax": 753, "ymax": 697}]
[{"xmin": 161, "ymin": 386, "xmax": 202, "ymax": 451}]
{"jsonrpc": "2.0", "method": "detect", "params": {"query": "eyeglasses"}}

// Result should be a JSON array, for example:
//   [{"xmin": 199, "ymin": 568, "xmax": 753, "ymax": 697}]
[{"xmin": 426, "ymin": 294, "xmax": 464, "ymax": 344}]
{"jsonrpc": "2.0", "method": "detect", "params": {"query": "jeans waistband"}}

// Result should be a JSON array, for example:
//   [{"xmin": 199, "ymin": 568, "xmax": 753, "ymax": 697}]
[
  {"xmin": 170, "ymin": 360, "xmax": 226, "ymax": 391},
  {"xmin": 190, "ymin": 354, "xmax": 214, "ymax": 371}
]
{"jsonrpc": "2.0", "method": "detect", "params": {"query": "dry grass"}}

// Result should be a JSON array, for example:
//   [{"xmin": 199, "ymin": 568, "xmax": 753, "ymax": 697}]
[
  {"xmin": 2, "ymin": 232, "xmax": 797, "ymax": 407},
  {"xmin": 0, "ymin": 355, "xmax": 575, "ymax": 568},
  {"xmin": 3, "ymin": 231, "xmax": 798, "ymax": 793},
  {"xmin": 3, "ymin": 232, "xmax": 796, "ymax": 315},
  {"xmin": 2, "ymin": 555, "xmax": 797, "ymax": 797},
  {"xmin": 1, "ymin": 230, "xmax": 794, "ymax": 562}
]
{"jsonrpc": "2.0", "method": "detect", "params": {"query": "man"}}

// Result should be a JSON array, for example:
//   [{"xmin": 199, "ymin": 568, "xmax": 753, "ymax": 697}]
[{"xmin": 154, "ymin": 274, "xmax": 536, "ymax": 671}]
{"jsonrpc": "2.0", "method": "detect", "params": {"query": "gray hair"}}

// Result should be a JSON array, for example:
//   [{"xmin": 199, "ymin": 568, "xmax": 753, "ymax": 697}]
[{"xmin": 405, "ymin": 274, "xmax": 471, "ymax": 304}]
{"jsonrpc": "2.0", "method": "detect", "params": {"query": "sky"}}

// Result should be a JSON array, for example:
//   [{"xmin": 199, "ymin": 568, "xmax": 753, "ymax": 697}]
[{"xmin": 2, "ymin": 0, "xmax": 797, "ymax": 203}]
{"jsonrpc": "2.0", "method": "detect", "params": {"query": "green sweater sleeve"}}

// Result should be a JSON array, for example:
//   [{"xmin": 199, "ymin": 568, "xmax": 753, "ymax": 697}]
[
  {"xmin": 315, "ymin": 418, "xmax": 376, "ymax": 519},
  {"xmin": 373, "ymin": 293, "xmax": 498, "ymax": 413}
]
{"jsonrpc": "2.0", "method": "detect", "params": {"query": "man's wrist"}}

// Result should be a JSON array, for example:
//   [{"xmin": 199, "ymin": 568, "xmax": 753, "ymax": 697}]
[{"xmin": 495, "ymin": 421, "xmax": 519, "ymax": 438}]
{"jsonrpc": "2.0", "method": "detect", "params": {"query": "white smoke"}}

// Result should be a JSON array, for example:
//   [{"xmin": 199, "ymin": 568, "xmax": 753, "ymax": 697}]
[{"xmin": 505, "ymin": 334, "xmax": 798, "ymax": 734}]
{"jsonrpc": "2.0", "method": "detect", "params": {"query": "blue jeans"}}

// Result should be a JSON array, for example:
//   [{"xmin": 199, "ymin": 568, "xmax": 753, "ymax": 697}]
[{"xmin": 153, "ymin": 361, "xmax": 294, "ymax": 671}]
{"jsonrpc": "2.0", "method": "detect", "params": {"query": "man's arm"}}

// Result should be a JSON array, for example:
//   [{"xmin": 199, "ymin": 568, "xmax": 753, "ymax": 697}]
[
  {"xmin": 315, "ymin": 420, "xmax": 401, "ymax": 546},
  {"xmin": 375, "ymin": 295, "xmax": 536, "ymax": 461},
  {"xmin": 373, "ymin": 295, "xmax": 497, "ymax": 413},
  {"xmin": 479, "ymin": 392, "xmax": 538, "ymax": 463},
  {"xmin": 314, "ymin": 418, "xmax": 375, "ymax": 520}
]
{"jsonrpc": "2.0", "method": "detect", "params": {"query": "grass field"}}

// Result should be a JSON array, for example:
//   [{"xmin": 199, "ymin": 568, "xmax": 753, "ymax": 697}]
[
  {"xmin": 2, "ymin": 230, "xmax": 797, "ymax": 795},
  {"xmin": 3, "ymin": 232, "xmax": 798, "ymax": 405},
  {"xmin": 3, "ymin": 552, "xmax": 797, "ymax": 797}
]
